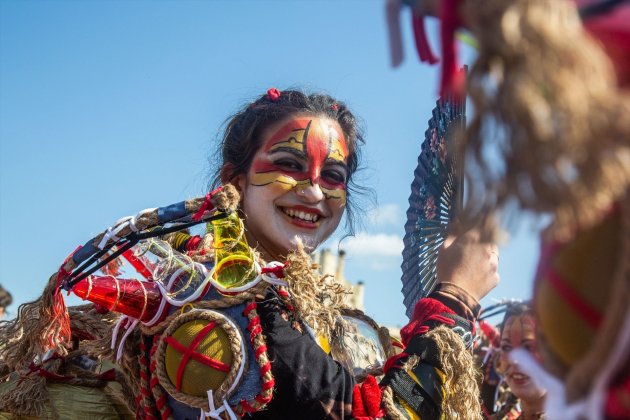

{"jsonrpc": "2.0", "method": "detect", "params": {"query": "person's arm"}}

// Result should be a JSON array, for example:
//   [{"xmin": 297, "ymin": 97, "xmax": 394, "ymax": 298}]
[{"xmin": 378, "ymin": 229, "xmax": 499, "ymax": 418}]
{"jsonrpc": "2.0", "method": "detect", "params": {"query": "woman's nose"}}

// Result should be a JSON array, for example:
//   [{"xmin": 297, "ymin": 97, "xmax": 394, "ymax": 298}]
[{"xmin": 296, "ymin": 183, "xmax": 324, "ymax": 202}]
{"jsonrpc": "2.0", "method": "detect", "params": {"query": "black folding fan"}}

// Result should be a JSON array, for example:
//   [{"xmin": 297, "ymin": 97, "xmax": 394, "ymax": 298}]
[{"xmin": 400, "ymin": 94, "xmax": 466, "ymax": 319}]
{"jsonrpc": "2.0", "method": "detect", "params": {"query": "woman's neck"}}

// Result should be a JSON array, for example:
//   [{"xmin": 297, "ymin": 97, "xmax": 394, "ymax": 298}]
[{"xmin": 519, "ymin": 395, "xmax": 545, "ymax": 419}]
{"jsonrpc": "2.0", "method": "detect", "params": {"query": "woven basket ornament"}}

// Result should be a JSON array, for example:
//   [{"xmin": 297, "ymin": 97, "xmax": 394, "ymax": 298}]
[{"xmin": 156, "ymin": 309, "xmax": 246, "ymax": 410}]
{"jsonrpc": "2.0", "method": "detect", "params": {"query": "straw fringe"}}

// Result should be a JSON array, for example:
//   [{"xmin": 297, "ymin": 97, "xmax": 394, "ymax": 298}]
[{"xmin": 461, "ymin": 0, "xmax": 630, "ymax": 241}]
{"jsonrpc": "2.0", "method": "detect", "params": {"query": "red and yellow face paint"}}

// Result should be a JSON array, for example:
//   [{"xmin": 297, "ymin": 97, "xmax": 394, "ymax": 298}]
[
  {"xmin": 497, "ymin": 313, "xmax": 539, "ymax": 372},
  {"xmin": 250, "ymin": 117, "xmax": 349, "ymax": 203}
]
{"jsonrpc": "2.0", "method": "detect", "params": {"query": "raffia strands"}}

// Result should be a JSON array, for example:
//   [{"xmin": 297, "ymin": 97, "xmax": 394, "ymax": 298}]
[
  {"xmin": 0, "ymin": 273, "xmax": 70, "ymax": 372},
  {"xmin": 0, "ymin": 371, "xmax": 52, "ymax": 417},
  {"xmin": 213, "ymin": 184, "xmax": 240, "ymax": 212},
  {"xmin": 283, "ymin": 241, "xmax": 351, "ymax": 340},
  {"xmin": 426, "ymin": 326, "xmax": 481, "ymax": 419},
  {"xmin": 461, "ymin": 0, "xmax": 630, "ymax": 241}
]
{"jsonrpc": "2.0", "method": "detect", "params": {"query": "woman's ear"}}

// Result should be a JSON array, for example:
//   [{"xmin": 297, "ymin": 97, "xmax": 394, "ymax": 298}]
[
  {"xmin": 220, "ymin": 164, "xmax": 246, "ymax": 194},
  {"xmin": 232, "ymin": 174, "xmax": 246, "ymax": 194}
]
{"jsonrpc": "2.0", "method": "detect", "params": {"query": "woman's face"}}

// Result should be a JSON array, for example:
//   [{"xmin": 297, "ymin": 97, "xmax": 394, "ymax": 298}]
[
  {"xmin": 499, "ymin": 313, "xmax": 546, "ymax": 402},
  {"xmin": 234, "ymin": 114, "xmax": 349, "ymax": 260}
]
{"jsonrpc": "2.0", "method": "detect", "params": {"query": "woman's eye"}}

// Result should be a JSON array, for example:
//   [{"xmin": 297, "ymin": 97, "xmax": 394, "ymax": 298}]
[
  {"xmin": 322, "ymin": 169, "xmax": 347, "ymax": 184},
  {"xmin": 274, "ymin": 159, "xmax": 302, "ymax": 171},
  {"xmin": 501, "ymin": 344, "xmax": 512, "ymax": 352}
]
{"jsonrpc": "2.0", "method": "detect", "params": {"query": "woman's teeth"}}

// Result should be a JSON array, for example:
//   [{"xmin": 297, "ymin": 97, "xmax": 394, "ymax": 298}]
[
  {"xmin": 512, "ymin": 373, "xmax": 529, "ymax": 380},
  {"xmin": 283, "ymin": 208, "xmax": 320, "ymax": 222}
]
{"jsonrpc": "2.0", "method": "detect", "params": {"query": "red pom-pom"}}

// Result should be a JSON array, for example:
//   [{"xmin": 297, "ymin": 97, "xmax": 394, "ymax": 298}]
[
  {"xmin": 266, "ymin": 88, "xmax": 281, "ymax": 102},
  {"xmin": 351, "ymin": 374, "xmax": 384, "ymax": 419}
]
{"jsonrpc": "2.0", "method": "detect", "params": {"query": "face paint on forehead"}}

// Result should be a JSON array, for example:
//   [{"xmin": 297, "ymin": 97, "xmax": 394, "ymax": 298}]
[
  {"xmin": 265, "ymin": 117, "xmax": 348, "ymax": 161},
  {"xmin": 502, "ymin": 314, "xmax": 536, "ymax": 345},
  {"xmin": 251, "ymin": 117, "xmax": 349, "ymax": 197}
]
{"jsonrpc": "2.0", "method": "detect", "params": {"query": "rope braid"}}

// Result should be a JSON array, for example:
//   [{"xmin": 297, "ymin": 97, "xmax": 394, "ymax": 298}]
[
  {"xmin": 459, "ymin": 0, "xmax": 630, "ymax": 241},
  {"xmin": 381, "ymin": 385, "xmax": 407, "ymax": 420},
  {"xmin": 138, "ymin": 335, "xmax": 160, "ymax": 419},
  {"xmin": 149, "ymin": 335, "xmax": 173, "ymax": 420},
  {"xmin": 235, "ymin": 300, "xmax": 275, "ymax": 415}
]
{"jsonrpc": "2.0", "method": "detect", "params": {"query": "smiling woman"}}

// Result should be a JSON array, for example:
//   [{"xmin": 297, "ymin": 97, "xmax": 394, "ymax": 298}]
[{"xmin": 494, "ymin": 303, "xmax": 546, "ymax": 419}]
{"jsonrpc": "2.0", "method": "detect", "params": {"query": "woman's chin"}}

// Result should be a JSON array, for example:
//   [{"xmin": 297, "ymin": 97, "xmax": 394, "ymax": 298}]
[{"xmin": 287, "ymin": 234, "xmax": 319, "ymax": 253}]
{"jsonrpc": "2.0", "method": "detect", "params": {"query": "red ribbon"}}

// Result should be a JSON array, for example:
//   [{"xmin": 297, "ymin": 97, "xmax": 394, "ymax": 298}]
[
  {"xmin": 192, "ymin": 186, "xmax": 223, "ymax": 221},
  {"xmin": 412, "ymin": 15, "xmax": 439, "ymax": 64}
]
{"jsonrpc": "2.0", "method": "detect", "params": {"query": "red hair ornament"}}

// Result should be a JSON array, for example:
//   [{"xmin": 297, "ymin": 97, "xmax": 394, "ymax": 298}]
[{"xmin": 266, "ymin": 88, "xmax": 281, "ymax": 102}]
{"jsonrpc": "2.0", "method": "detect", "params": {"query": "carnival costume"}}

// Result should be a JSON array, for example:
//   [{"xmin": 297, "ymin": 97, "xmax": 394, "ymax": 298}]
[{"xmin": 0, "ymin": 183, "xmax": 484, "ymax": 419}]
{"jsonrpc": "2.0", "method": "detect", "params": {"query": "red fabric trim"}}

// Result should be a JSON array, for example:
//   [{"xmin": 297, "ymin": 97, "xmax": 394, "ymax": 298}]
[
  {"xmin": 400, "ymin": 297, "xmax": 455, "ymax": 345},
  {"xmin": 546, "ymin": 269, "xmax": 602, "ymax": 328},
  {"xmin": 383, "ymin": 352, "xmax": 408, "ymax": 375},
  {"xmin": 122, "ymin": 248, "xmax": 154, "ymax": 280}
]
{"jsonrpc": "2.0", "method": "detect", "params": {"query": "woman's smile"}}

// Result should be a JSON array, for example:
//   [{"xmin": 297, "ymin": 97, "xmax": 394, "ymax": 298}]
[{"xmin": 279, "ymin": 205, "xmax": 324, "ymax": 226}]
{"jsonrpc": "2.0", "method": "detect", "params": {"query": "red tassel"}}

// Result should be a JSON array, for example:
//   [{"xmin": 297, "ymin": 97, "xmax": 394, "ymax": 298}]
[
  {"xmin": 412, "ymin": 15, "xmax": 439, "ymax": 64},
  {"xmin": 439, "ymin": 0, "xmax": 465, "ymax": 97},
  {"xmin": 47, "ymin": 247, "xmax": 82, "ymax": 350}
]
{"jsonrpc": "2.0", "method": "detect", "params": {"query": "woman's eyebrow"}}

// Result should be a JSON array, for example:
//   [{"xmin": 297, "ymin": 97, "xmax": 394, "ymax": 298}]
[
  {"xmin": 324, "ymin": 158, "xmax": 349, "ymax": 170},
  {"xmin": 268, "ymin": 147, "xmax": 307, "ymax": 159}
]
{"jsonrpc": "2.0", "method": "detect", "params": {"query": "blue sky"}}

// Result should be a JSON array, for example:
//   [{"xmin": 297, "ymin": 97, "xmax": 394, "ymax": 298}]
[{"xmin": 0, "ymin": 1, "xmax": 540, "ymax": 328}]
